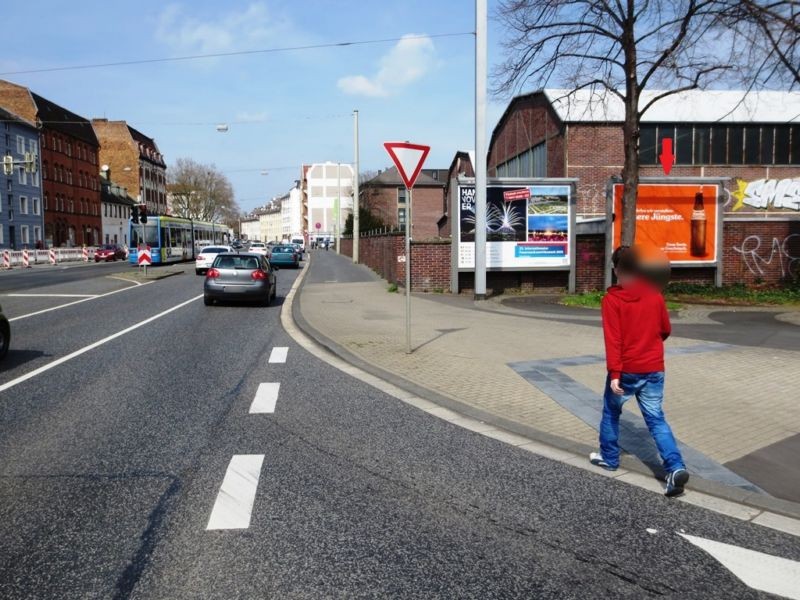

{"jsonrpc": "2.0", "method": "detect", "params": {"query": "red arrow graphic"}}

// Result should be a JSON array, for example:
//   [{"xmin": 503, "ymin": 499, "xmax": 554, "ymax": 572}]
[{"xmin": 659, "ymin": 138, "xmax": 674, "ymax": 175}]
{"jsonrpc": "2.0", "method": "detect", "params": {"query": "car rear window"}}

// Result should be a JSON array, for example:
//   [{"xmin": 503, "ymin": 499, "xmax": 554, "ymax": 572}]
[
  {"xmin": 273, "ymin": 247, "xmax": 294, "ymax": 253},
  {"xmin": 212, "ymin": 255, "xmax": 262, "ymax": 269},
  {"xmin": 203, "ymin": 247, "xmax": 228, "ymax": 254}
]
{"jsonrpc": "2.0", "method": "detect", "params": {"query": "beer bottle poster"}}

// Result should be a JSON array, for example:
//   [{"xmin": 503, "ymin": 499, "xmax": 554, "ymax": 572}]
[{"xmin": 612, "ymin": 183, "xmax": 719, "ymax": 263}]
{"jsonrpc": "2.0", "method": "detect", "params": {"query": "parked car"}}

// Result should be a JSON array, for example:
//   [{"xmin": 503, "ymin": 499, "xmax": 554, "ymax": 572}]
[
  {"xmin": 94, "ymin": 244, "xmax": 126, "ymax": 262},
  {"xmin": 291, "ymin": 237, "xmax": 305, "ymax": 253},
  {"xmin": 0, "ymin": 302, "xmax": 9, "ymax": 360},
  {"xmin": 195, "ymin": 245, "xmax": 232, "ymax": 275},
  {"xmin": 203, "ymin": 253, "xmax": 278, "ymax": 306},
  {"xmin": 269, "ymin": 245, "xmax": 300, "ymax": 268},
  {"xmin": 249, "ymin": 242, "xmax": 269, "ymax": 257}
]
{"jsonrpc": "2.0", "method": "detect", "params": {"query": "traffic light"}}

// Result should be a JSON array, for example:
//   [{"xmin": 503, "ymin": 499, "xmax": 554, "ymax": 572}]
[
  {"xmin": 23, "ymin": 152, "xmax": 37, "ymax": 173},
  {"xmin": 2, "ymin": 155, "xmax": 12, "ymax": 176},
  {"xmin": 140, "ymin": 205, "xmax": 148, "ymax": 224},
  {"xmin": 131, "ymin": 205, "xmax": 139, "ymax": 224}
]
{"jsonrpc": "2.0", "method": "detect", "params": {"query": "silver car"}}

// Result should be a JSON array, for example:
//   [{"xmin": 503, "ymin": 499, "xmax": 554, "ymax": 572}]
[{"xmin": 203, "ymin": 253, "xmax": 278, "ymax": 306}]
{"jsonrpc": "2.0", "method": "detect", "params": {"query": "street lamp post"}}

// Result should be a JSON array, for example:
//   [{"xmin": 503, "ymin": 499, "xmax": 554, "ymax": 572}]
[
  {"xmin": 353, "ymin": 110, "xmax": 360, "ymax": 263},
  {"xmin": 474, "ymin": 0, "xmax": 488, "ymax": 300}
]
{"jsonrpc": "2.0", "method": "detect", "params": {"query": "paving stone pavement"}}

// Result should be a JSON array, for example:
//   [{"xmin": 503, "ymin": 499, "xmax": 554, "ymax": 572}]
[{"xmin": 299, "ymin": 252, "xmax": 800, "ymax": 505}]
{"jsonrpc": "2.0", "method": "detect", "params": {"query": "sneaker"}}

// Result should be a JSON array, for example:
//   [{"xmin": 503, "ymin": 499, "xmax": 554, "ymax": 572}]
[
  {"xmin": 589, "ymin": 452, "xmax": 618, "ymax": 471},
  {"xmin": 665, "ymin": 468, "xmax": 690, "ymax": 497}
]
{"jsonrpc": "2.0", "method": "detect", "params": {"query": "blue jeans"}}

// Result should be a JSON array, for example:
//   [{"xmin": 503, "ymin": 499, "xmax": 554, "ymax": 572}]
[{"xmin": 599, "ymin": 372, "xmax": 685, "ymax": 472}]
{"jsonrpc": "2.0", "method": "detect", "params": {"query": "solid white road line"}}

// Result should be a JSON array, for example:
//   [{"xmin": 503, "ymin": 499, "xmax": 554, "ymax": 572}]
[
  {"xmin": 0, "ymin": 294, "xmax": 203, "ymax": 394},
  {"xmin": 249, "ymin": 383, "xmax": 280, "ymax": 414},
  {"xmin": 4, "ymin": 293, "xmax": 97, "ymax": 298},
  {"xmin": 206, "ymin": 454, "xmax": 265, "ymax": 530},
  {"xmin": 268, "ymin": 347, "xmax": 288, "ymax": 363},
  {"xmin": 679, "ymin": 533, "xmax": 800, "ymax": 600},
  {"xmin": 107, "ymin": 275, "xmax": 143, "ymax": 286},
  {"xmin": 9, "ymin": 281, "xmax": 152, "ymax": 322}
]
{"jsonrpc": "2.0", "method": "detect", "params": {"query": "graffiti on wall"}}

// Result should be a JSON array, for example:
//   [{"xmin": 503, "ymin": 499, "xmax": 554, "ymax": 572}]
[
  {"xmin": 728, "ymin": 178, "xmax": 800, "ymax": 212},
  {"xmin": 732, "ymin": 234, "xmax": 800, "ymax": 279}
]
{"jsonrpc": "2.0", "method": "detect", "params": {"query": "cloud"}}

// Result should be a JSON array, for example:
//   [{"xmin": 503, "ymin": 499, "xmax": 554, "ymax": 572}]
[
  {"xmin": 156, "ymin": 2, "xmax": 292, "ymax": 55},
  {"xmin": 337, "ymin": 34, "xmax": 437, "ymax": 97}
]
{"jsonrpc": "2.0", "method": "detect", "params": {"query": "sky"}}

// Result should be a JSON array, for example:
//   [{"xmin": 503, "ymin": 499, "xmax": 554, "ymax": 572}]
[{"xmin": 2, "ymin": 0, "xmax": 513, "ymax": 213}]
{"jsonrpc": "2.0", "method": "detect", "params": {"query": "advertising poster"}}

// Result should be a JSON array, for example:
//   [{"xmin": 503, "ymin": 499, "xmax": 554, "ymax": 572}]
[
  {"xmin": 612, "ymin": 183, "xmax": 719, "ymax": 263},
  {"xmin": 458, "ymin": 184, "xmax": 571, "ymax": 269}
]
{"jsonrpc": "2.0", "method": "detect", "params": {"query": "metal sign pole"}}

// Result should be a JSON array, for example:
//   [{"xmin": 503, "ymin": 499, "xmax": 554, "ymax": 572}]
[{"xmin": 405, "ymin": 186, "xmax": 412, "ymax": 354}]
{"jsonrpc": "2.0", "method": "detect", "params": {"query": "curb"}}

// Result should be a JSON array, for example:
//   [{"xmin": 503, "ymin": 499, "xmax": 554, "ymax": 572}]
[{"xmin": 285, "ymin": 252, "xmax": 800, "ymax": 537}]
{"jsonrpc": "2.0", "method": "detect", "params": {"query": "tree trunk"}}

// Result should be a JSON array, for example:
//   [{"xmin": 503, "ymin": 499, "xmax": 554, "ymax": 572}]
[{"xmin": 620, "ymin": 2, "xmax": 639, "ymax": 248}]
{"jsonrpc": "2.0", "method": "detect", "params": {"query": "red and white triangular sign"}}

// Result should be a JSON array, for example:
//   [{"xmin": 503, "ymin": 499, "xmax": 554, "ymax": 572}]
[{"xmin": 383, "ymin": 142, "xmax": 431, "ymax": 189}]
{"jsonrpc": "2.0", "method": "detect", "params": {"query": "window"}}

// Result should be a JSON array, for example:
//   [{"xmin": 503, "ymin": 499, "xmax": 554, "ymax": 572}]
[
  {"xmin": 760, "ymin": 127, "xmax": 775, "ymax": 164},
  {"xmin": 18, "ymin": 167, "xmax": 27, "ymax": 186},
  {"xmin": 791, "ymin": 125, "xmax": 800, "ymax": 165},
  {"xmin": 16, "ymin": 135, "xmax": 24, "ymax": 155},
  {"xmin": 29, "ymin": 139, "xmax": 38, "ymax": 156},
  {"xmin": 694, "ymin": 126, "xmax": 710, "ymax": 164},
  {"xmin": 775, "ymin": 126, "xmax": 791, "ymax": 164},
  {"xmin": 728, "ymin": 126, "xmax": 744, "ymax": 164},
  {"xmin": 744, "ymin": 126, "xmax": 761, "ymax": 164},
  {"xmin": 34, "ymin": 226, "xmax": 41, "ymax": 243},
  {"xmin": 20, "ymin": 196, "xmax": 28, "ymax": 214},
  {"xmin": 675, "ymin": 126, "xmax": 693, "ymax": 164},
  {"xmin": 69, "ymin": 199, "xmax": 74, "ymax": 213},
  {"xmin": 398, "ymin": 207, "xmax": 407, "ymax": 226},
  {"xmin": 32, "ymin": 197, "xmax": 40, "ymax": 215},
  {"xmin": 42, "ymin": 161, "xmax": 48, "ymax": 180},
  {"xmin": 397, "ymin": 187, "xmax": 406, "ymax": 204},
  {"xmin": 21, "ymin": 225, "xmax": 29, "ymax": 245},
  {"xmin": 0, "ymin": 226, "xmax": 3, "ymax": 245},
  {"xmin": 44, "ymin": 193, "xmax": 48, "ymax": 210}
]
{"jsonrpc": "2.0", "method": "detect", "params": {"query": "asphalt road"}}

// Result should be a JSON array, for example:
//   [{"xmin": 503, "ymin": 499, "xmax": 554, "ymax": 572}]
[{"xmin": 0, "ymin": 254, "xmax": 798, "ymax": 598}]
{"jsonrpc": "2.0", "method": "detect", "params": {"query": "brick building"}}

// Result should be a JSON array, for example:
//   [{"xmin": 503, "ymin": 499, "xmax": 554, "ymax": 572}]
[
  {"xmin": 0, "ymin": 80, "xmax": 102, "ymax": 247},
  {"xmin": 92, "ymin": 119, "xmax": 167, "ymax": 216},
  {"xmin": 99, "ymin": 168, "xmax": 135, "ymax": 247},
  {"xmin": 488, "ymin": 89, "xmax": 800, "ymax": 218},
  {"xmin": 360, "ymin": 167, "xmax": 445, "ymax": 239}
]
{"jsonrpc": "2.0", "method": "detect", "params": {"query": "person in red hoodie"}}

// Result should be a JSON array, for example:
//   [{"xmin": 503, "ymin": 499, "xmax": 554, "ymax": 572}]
[{"xmin": 590, "ymin": 245, "xmax": 689, "ymax": 497}]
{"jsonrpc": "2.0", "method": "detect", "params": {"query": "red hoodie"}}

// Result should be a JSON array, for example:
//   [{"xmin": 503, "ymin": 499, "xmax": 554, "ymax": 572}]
[{"xmin": 601, "ymin": 279, "xmax": 671, "ymax": 380}]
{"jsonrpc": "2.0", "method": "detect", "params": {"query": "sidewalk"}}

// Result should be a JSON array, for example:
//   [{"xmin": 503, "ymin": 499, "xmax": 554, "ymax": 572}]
[{"xmin": 295, "ymin": 250, "xmax": 800, "ymax": 514}]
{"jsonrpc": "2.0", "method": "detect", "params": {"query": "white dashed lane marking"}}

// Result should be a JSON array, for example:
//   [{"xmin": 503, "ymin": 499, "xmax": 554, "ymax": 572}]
[
  {"xmin": 250, "ymin": 383, "xmax": 280, "ymax": 414},
  {"xmin": 206, "ymin": 455, "xmax": 265, "ymax": 530},
  {"xmin": 268, "ymin": 347, "xmax": 288, "ymax": 363},
  {"xmin": 679, "ymin": 533, "xmax": 800, "ymax": 599}
]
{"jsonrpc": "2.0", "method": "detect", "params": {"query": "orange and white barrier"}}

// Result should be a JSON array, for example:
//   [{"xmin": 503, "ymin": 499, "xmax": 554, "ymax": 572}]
[
  {"xmin": 49, "ymin": 248, "xmax": 57, "ymax": 265},
  {"xmin": 2, "ymin": 250, "xmax": 10, "ymax": 270},
  {"xmin": 82, "ymin": 246, "xmax": 88, "ymax": 262},
  {"xmin": 22, "ymin": 249, "xmax": 31, "ymax": 268}
]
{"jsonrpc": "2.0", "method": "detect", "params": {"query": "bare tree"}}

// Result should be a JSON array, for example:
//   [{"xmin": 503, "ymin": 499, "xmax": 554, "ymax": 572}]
[
  {"xmin": 168, "ymin": 158, "xmax": 240, "ymax": 224},
  {"xmin": 495, "ymin": 0, "xmax": 798, "ymax": 245}
]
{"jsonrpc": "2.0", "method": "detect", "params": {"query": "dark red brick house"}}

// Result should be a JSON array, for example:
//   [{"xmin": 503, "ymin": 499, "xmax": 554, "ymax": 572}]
[
  {"xmin": 0, "ymin": 80, "xmax": 102, "ymax": 247},
  {"xmin": 360, "ymin": 167, "xmax": 445, "ymax": 239},
  {"xmin": 487, "ymin": 89, "xmax": 800, "ymax": 286}
]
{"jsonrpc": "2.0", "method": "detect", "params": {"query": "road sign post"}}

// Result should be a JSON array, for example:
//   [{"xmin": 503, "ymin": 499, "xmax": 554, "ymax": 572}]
[
  {"xmin": 138, "ymin": 244, "xmax": 152, "ymax": 276},
  {"xmin": 383, "ymin": 142, "xmax": 431, "ymax": 354}
]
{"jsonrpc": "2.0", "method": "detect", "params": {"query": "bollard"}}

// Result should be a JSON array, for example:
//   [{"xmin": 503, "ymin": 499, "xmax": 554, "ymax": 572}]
[
  {"xmin": 49, "ymin": 248, "xmax": 57, "ymax": 265},
  {"xmin": 2, "ymin": 250, "xmax": 10, "ymax": 270},
  {"xmin": 22, "ymin": 249, "xmax": 31, "ymax": 268}
]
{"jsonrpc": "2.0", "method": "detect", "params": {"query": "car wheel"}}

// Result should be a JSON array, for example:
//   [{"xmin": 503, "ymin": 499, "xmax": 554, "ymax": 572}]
[
  {"xmin": 0, "ymin": 321, "xmax": 9, "ymax": 360},
  {"xmin": 204, "ymin": 296, "xmax": 213, "ymax": 306}
]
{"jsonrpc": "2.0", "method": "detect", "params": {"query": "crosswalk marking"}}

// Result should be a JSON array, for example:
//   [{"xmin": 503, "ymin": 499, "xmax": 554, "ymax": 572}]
[
  {"xmin": 250, "ymin": 383, "xmax": 280, "ymax": 414},
  {"xmin": 206, "ymin": 455, "xmax": 265, "ymax": 530},
  {"xmin": 679, "ymin": 533, "xmax": 800, "ymax": 599},
  {"xmin": 268, "ymin": 347, "xmax": 288, "ymax": 363}
]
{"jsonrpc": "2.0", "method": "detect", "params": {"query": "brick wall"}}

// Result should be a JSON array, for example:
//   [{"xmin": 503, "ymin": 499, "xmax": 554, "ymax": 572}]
[
  {"xmin": 575, "ymin": 234, "xmax": 606, "ymax": 291},
  {"xmin": 723, "ymin": 220, "xmax": 800, "ymax": 284}
]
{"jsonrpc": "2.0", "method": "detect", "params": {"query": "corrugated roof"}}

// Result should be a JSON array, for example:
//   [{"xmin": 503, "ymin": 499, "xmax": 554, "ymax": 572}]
[
  {"xmin": 543, "ymin": 88, "xmax": 800, "ymax": 123},
  {"xmin": 31, "ymin": 92, "xmax": 98, "ymax": 145}
]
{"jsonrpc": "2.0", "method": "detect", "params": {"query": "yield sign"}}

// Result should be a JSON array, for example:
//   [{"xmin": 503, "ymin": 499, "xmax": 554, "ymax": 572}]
[{"xmin": 383, "ymin": 142, "xmax": 431, "ymax": 189}]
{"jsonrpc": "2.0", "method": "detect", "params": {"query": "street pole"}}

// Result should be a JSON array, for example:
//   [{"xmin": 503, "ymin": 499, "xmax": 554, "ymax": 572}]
[
  {"xmin": 474, "ymin": 0, "xmax": 488, "ymax": 300},
  {"xmin": 405, "ymin": 186, "xmax": 412, "ymax": 354},
  {"xmin": 336, "ymin": 162, "xmax": 341, "ymax": 254},
  {"xmin": 353, "ymin": 110, "xmax": 360, "ymax": 264}
]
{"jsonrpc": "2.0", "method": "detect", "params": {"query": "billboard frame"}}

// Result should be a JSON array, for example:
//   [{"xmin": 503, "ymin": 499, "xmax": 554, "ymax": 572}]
[
  {"xmin": 605, "ymin": 176, "xmax": 727, "ymax": 289},
  {"xmin": 451, "ymin": 177, "xmax": 578, "ymax": 293}
]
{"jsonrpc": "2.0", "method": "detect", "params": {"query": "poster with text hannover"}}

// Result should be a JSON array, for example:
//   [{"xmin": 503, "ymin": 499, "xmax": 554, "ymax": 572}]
[
  {"xmin": 458, "ymin": 184, "xmax": 571, "ymax": 269},
  {"xmin": 612, "ymin": 183, "xmax": 719, "ymax": 264}
]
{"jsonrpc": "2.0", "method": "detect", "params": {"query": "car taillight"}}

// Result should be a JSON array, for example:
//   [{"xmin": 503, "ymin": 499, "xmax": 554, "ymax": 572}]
[
  {"xmin": 206, "ymin": 268, "xmax": 221, "ymax": 278},
  {"xmin": 197, "ymin": 255, "xmax": 205, "ymax": 261},
  {"xmin": 251, "ymin": 270, "xmax": 268, "ymax": 280}
]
